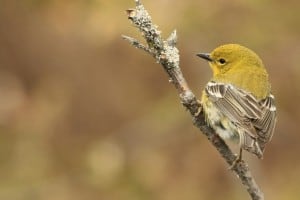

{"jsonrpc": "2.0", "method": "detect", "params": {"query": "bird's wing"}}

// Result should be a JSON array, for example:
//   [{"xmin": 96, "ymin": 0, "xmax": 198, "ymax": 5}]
[
  {"xmin": 252, "ymin": 93, "xmax": 277, "ymax": 149},
  {"xmin": 205, "ymin": 81, "xmax": 276, "ymax": 150}
]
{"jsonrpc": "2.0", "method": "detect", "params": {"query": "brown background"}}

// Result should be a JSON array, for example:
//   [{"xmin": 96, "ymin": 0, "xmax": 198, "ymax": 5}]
[{"xmin": 0, "ymin": 0, "xmax": 299, "ymax": 199}]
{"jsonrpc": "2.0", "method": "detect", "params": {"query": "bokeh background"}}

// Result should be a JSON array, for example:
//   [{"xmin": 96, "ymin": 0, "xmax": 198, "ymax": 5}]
[{"xmin": 0, "ymin": 0, "xmax": 299, "ymax": 199}]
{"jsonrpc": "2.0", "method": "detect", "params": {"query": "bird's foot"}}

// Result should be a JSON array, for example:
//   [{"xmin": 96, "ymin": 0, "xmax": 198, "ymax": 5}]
[
  {"xmin": 228, "ymin": 148, "xmax": 243, "ymax": 170},
  {"xmin": 194, "ymin": 100, "xmax": 202, "ymax": 117}
]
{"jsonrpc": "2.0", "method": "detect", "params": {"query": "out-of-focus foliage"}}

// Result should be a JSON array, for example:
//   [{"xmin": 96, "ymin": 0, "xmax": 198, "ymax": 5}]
[{"xmin": 0, "ymin": 0, "xmax": 299, "ymax": 199}]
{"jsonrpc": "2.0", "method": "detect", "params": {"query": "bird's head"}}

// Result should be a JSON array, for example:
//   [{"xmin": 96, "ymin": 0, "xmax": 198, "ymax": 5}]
[{"xmin": 197, "ymin": 44, "xmax": 264, "ymax": 76}]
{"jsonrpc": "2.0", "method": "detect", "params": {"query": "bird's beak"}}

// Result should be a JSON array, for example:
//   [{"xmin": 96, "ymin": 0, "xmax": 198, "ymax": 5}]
[{"xmin": 196, "ymin": 53, "xmax": 213, "ymax": 62}]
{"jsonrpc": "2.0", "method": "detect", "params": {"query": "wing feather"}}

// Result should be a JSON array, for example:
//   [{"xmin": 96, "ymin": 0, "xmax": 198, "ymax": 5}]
[{"xmin": 205, "ymin": 81, "xmax": 276, "ymax": 152}]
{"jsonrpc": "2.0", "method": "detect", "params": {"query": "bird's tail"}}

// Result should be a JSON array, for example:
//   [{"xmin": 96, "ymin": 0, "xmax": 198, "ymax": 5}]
[{"xmin": 240, "ymin": 131, "xmax": 263, "ymax": 159}]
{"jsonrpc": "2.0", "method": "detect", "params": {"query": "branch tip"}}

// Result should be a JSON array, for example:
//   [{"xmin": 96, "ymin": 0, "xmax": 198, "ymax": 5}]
[
  {"xmin": 122, "ymin": 35, "xmax": 153, "ymax": 55},
  {"xmin": 121, "ymin": 34, "xmax": 133, "ymax": 41},
  {"xmin": 135, "ymin": 0, "xmax": 142, "ymax": 6},
  {"xmin": 167, "ymin": 30, "xmax": 178, "ymax": 47},
  {"xmin": 126, "ymin": 9, "xmax": 136, "ymax": 19}
]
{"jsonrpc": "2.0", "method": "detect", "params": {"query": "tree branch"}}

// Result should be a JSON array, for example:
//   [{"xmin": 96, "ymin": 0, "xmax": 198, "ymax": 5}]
[{"xmin": 122, "ymin": 1, "xmax": 264, "ymax": 199}]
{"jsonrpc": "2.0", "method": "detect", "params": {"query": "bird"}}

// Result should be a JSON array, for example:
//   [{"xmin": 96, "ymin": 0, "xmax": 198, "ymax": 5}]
[{"xmin": 197, "ymin": 44, "xmax": 277, "ymax": 162}]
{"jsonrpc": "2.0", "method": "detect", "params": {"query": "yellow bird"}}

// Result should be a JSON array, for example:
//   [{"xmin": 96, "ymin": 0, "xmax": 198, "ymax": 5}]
[{"xmin": 197, "ymin": 44, "xmax": 277, "ymax": 160}]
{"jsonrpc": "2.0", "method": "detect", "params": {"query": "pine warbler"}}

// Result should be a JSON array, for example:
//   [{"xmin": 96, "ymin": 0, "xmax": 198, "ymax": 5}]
[{"xmin": 197, "ymin": 44, "xmax": 276, "ymax": 160}]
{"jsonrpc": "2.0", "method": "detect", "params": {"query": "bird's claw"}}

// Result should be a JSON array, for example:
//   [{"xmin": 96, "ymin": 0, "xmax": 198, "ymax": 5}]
[
  {"xmin": 194, "ymin": 100, "xmax": 202, "ymax": 117},
  {"xmin": 228, "ymin": 148, "xmax": 243, "ymax": 170}
]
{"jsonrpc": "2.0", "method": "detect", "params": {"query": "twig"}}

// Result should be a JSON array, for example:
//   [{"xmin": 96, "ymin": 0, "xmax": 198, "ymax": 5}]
[{"xmin": 122, "ymin": 1, "xmax": 264, "ymax": 199}]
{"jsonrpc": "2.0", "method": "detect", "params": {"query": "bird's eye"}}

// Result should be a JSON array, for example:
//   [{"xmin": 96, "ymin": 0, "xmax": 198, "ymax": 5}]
[{"xmin": 218, "ymin": 58, "xmax": 226, "ymax": 64}]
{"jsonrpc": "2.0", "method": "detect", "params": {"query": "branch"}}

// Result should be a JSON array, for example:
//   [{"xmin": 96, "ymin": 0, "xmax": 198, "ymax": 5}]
[{"xmin": 122, "ymin": 1, "xmax": 264, "ymax": 199}]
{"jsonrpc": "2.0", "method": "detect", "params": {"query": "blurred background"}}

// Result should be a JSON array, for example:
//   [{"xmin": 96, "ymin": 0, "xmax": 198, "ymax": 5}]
[{"xmin": 0, "ymin": 0, "xmax": 299, "ymax": 199}]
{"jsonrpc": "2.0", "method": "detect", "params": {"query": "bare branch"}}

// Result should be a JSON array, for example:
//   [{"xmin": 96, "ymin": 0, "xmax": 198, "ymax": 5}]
[
  {"xmin": 123, "ymin": 1, "xmax": 264, "ymax": 199},
  {"xmin": 122, "ymin": 35, "xmax": 154, "ymax": 56}
]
